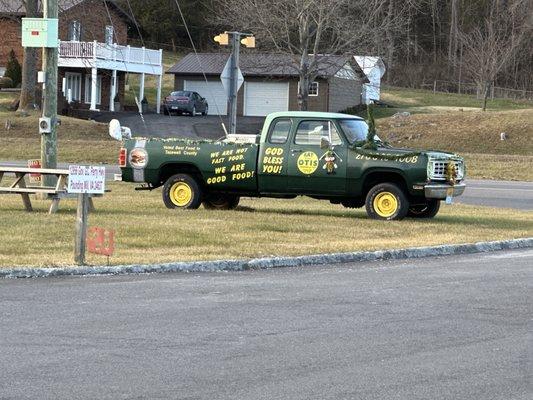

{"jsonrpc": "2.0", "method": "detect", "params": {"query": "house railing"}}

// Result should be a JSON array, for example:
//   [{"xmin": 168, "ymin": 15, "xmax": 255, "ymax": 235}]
[{"xmin": 59, "ymin": 41, "xmax": 162, "ymax": 67}]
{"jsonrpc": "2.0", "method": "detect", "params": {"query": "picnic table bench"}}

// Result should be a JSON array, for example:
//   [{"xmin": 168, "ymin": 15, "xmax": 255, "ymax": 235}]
[{"xmin": 0, "ymin": 166, "xmax": 98, "ymax": 213}]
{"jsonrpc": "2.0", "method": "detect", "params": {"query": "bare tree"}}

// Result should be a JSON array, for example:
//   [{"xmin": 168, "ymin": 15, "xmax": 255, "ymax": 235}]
[
  {"xmin": 457, "ymin": 0, "xmax": 532, "ymax": 110},
  {"xmin": 214, "ymin": 0, "xmax": 406, "ymax": 110}
]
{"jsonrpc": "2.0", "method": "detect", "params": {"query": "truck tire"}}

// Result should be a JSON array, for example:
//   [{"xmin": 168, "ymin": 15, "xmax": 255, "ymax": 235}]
[
  {"xmin": 365, "ymin": 183, "xmax": 409, "ymax": 220},
  {"xmin": 162, "ymin": 174, "xmax": 202, "ymax": 209},
  {"xmin": 408, "ymin": 199, "xmax": 440, "ymax": 218},
  {"xmin": 202, "ymin": 194, "xmax": 240, "ymax": 210}
]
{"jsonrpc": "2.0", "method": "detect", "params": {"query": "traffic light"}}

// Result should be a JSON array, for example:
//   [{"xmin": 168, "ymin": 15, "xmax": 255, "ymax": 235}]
[
  {"xmin": 240, "ymin": 36, "xmax": 256, "ymax": 48},
  {"xmin": 214, "ymin": 33, "xmax": 229, "ymax": 45}
]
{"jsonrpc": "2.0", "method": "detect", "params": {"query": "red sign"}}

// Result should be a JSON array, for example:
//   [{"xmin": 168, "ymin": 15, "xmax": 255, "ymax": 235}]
[
  {"xmin": 87, "ymin": 227, "xmax": 115, "ymax": 257},
  {"xmin": 31, "ymin": 31, "xmax": 39, "ymax": 36},
  {"xmin": 27, "ymin": 159, "xmax": 41, "ymax": 184}
]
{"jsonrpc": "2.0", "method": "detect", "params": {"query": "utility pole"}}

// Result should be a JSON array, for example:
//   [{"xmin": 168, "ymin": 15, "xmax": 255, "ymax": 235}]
[
  {"xmin": 41, "ymin": 0, "xmax": 58, "ymax": 187},
  {"xmin": 228, "ymin": 32, "xmax": 240, "ymax": 135},
  {"xmin": 214, "ymin": 32, "xmax": 255, "ymax": 135}
]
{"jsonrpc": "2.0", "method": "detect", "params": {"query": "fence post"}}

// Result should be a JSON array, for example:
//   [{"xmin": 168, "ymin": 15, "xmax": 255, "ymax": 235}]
[{"xmin": 433, "ymin": 80, "xmax": 437, "ymax": 93}]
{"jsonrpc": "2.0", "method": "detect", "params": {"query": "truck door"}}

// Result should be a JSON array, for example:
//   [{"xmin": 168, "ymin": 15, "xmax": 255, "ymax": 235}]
[
  {"xmin": 257, "ymin": 117, "xmax": 291, "ymax": 193},
  {"xmin": 287, "ymin": 119, "xmax": 347, "ymax": 194}
]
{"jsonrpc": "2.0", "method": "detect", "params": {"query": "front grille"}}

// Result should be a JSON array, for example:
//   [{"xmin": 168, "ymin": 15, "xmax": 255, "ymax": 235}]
[{"xmin": 427, "ymin": 159, "xmax": 464, "ymax": 181}]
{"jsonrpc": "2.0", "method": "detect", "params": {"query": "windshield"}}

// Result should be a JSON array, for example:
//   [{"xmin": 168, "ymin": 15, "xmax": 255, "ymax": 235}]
[{"xmin": 339, "ymin": 119, "xmax": 380, "ymax": 144}]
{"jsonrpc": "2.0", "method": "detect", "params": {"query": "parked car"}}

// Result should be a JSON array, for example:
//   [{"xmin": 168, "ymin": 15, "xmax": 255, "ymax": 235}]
[{"xmin": 162, "ymin": 91, "xmax": 208, "ymax": 116}]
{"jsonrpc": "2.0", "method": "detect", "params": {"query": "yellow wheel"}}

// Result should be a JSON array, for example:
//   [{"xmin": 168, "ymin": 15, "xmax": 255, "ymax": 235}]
[
  {"xmin": 163, "ymin": 174, "xmax": 202, "ymax": 209},
  {"xmin": 169, "ymin": 182, "xmax": 193, "ymax": 207},
  {"xmin": 373, "ymin": 192, "xmax": 398, "ymax": 218},
  {"xmin": 365, "ymin": 183, "xmax": 409, "ymax": 220}
]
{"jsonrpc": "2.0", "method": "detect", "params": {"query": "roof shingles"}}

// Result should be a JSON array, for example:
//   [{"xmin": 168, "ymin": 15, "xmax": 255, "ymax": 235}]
[{"xmin": 167, "ymin": 53, "xmax": 363, "ymax": 79}]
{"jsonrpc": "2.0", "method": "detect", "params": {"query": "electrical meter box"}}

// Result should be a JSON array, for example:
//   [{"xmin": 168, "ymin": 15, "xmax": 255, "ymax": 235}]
[{"xmin": 21, "ymin": 18, "xmax": 59, "ymax": 48}]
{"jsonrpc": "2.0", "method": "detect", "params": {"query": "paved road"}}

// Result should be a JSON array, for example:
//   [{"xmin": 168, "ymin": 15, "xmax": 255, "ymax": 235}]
[
  {"xmin": 94, "ymin": 112, "xmax": 266, "ymax": 139},
  {"xmin": 1, "ymin": 249, "xmax": 531, "ymax": 399},
  {"xmin": 457, "ymin": 179, "xmax": 533, "ymax": 210}
]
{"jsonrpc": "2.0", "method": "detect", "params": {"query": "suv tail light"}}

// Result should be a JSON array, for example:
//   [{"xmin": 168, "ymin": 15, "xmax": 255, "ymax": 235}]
[{"xmin": 118, "ymin": 148, "xmax": 127, "ymax": 167}]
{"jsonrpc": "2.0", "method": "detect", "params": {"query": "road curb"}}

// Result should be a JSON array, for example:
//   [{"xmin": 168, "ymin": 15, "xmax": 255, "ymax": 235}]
[{"xmin": 2, "ymin": 237, "xmax": 532, "ymax": 279}]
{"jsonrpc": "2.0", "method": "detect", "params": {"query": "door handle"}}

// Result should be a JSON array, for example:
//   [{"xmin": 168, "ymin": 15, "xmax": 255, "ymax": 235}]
[{"xmin": 291, "ymin": 149, "xmax": 303, "ymax": 154}]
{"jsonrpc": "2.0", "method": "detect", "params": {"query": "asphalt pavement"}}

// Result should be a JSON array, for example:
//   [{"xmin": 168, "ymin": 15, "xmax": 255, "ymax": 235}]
[
  {"xmin": 457, "ymin": 179, "xmax": 533, "ymax": 210},
  {"xmin": 1, "ymin": 249, "xmax": 531, "ymax": 399}
]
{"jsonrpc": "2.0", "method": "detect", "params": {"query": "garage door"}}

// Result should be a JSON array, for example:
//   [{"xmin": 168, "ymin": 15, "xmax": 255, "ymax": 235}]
[
  {"xmin": 244, "ymin": 81, "xmax": 289, "ymax": 116},
  {"xmin": 184, "ymin": 80, "xmax": 227, "ymax": 115}
]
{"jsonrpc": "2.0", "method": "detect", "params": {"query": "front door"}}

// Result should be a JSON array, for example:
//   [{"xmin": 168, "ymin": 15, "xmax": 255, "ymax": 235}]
[{"xmin": 287, "ymin": 119, "xmax": 347, "ymax": 194}]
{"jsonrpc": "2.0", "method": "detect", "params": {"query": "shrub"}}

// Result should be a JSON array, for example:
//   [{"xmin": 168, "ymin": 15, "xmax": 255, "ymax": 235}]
[
  {"xmin": 0, "ymin": 76, "xmax": 14, "ymax": 89},
  {"xmin": 4, "ymin": 50, "xmax": 22, "ymax": 87}
]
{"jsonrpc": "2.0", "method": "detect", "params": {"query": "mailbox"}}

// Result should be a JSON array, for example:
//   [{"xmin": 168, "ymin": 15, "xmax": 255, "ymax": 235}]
[{"xmin": 21, "ymin": 18, "xmax": 59, "ymax": 48}]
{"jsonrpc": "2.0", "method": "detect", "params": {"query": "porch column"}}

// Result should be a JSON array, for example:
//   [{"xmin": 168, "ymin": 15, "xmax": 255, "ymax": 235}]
[
  {"xmin": 156, "ymin": 73, "xmax": 162, "ymax": 114},
  {"xmin": 109, "ymin": 69, "xmax": 117, "ymax": 112},
  {"xmin": 90, "ymin": 67, "xmax": 98, "ymax": 111},
  {"xmin": 139, "ymin": 73, "xmax": 145, "ymax": 113}
]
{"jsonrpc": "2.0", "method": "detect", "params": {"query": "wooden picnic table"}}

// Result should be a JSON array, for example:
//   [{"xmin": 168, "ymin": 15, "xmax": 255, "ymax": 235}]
[{"xmin": 0, "ymin": 166, "xmax": 97, "ymax": 214}]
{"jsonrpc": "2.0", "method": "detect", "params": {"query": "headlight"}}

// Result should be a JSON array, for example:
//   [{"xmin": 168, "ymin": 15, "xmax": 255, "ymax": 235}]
[{"xmin": 129, "ymin": 148, "xmax": 148, "ymax": 169}]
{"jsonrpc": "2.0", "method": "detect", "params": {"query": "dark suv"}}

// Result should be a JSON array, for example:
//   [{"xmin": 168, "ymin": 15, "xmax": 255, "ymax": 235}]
[{"xmin": 163, "ymin": 91, "xmax": 208, "ymax": 116}]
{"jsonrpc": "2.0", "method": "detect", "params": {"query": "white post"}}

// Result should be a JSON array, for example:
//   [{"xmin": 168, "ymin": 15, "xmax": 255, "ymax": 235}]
[
  {"xmin": 110, "ymin": 69, "xmax": 117, "ymax": 112},
  {"xmin": 139, "ymin": 73, "xmax": 145, "ymax": 112},
  {"xmin": 156, "ymin": 73, "xmax": 162, "ymax": 114},
  {"xmin": 90, "ymin": 67, "xmax": 98, "ymax": 111}
]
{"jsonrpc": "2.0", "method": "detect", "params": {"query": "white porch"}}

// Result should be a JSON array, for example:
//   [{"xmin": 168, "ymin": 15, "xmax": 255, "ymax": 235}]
[{"xmin": 58, "ymin": 41, "xmax": 163, "ymax": 113}]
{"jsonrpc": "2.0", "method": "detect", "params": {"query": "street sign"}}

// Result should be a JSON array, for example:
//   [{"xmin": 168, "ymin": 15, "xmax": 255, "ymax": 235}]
[
  {"xmin": 220, "ymin": 56, "xmax": 244, "ymax": 96},
  {"xmin": 67, "ymin": 165, "xmax": 105, "ymax": 194}
]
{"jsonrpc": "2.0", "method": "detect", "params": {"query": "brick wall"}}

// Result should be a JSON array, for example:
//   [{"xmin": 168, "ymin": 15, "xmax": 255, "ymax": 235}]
[
  {"xmin": 59, "ymin": 0, "xmax": 127, "ymax": 44},
  {"xmin": 0, "ymin": 18, "xmax": 24, "ymax": 68},
  {"xmin": 327, "ymin": 76, "xmax": 362, "ymax": 112}
]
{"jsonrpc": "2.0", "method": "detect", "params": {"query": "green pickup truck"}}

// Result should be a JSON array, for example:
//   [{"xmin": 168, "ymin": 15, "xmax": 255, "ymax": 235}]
[{"xmin": 112, "ymin": 111, "xmax": 465, "ymax": 220}]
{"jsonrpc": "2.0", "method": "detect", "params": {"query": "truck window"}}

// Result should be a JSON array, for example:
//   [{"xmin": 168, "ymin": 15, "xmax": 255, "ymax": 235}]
[
  {"xmin": 294, "ymin": 120, "xmax": 342, "ymax": 146},
  {"xmin": 269, "ymin": 119, "xmax": 292, "ymax": 144}
]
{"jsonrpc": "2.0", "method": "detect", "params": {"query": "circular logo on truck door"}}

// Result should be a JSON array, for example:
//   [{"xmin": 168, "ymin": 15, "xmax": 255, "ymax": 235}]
[{"xmin": 297, "ymin": 151, "xmax": 319, "ymax": 175}]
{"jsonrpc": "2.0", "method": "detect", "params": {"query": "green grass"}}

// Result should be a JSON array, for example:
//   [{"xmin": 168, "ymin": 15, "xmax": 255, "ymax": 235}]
[
  {"xmin": 0, "ymin": 182, "xmax": 531, "ymax": 268},
  {"xmin": 381, "ymin": 86, "xmax": 533, "ymax": 111}
]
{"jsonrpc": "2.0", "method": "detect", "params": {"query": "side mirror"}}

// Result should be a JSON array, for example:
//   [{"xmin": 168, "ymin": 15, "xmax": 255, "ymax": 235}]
[
  {"xmin": 108, "ymin": 119, "xmax": 132, "ymax": 141},
  {"xmin": 320, "ymin": 136, "xmax": 331, "ymax": 149}
]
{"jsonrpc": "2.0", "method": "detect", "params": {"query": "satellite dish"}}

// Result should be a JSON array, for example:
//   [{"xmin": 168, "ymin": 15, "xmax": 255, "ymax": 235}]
[{"xmin": 109, "ymin": 119, "xmax": 122, "ymax": 140}]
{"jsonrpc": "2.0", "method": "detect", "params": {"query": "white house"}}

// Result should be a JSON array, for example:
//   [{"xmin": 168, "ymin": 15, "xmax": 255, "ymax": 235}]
[{"xmin": 354, "ymin": 56, "xmax": 386, "ymax": 104}]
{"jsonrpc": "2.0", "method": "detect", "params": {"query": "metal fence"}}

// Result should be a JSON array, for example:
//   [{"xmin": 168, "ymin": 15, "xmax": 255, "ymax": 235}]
[{"xmin": 420, "ymin": 80, "xmax": 533, "ymax": 101}]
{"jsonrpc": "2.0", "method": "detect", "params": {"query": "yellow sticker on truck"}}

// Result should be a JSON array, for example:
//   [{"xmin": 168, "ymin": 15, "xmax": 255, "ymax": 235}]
[{"xmin": 297, "ymin": 151, "xmax": 319, "ymax": 175}]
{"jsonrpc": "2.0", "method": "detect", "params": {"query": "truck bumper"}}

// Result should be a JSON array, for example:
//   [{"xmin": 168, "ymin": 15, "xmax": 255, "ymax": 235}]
[{"xmin": 424, "ymin": 182, "xmax": 466, "ymax": 199}]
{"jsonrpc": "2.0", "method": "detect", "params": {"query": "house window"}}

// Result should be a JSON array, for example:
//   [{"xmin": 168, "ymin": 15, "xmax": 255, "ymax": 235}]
[
  {"xmin": 297, "ymin": 81, "xmax": 319, "ymax": 97},
  {"xmin": 308, "ymin": 82, "xmax": 319, "ymax": 96},
  {"xmin": 84, "ymin": 74, "xmax": 102, "ymax": 105},
  {"xmin": 64, "ymin": 72, "xmax": 82, "ymax": 102},
  {"xmin": 68, "ymin": 20, "xmax": 81, "ymax": 41},
  {"xmin": 105, "ymin": 25, "xmax": 114, "ymax": 45}
]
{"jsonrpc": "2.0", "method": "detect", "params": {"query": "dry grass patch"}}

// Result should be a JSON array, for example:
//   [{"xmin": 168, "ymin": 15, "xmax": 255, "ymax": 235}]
[
  {"xmin": 1, "ymin": 92, "xmax": 119, "ymax": 163},
  {"xmin": 0, "ymin": 182, "xmax": 531, "ymax": 268}
]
